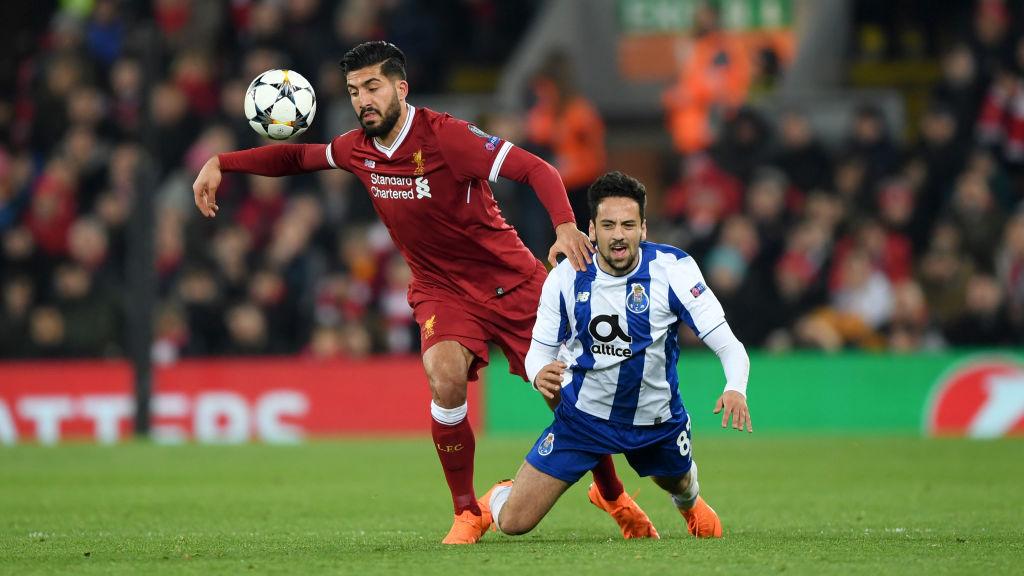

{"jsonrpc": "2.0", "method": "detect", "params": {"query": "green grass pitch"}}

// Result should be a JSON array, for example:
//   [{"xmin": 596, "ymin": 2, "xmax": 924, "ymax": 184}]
[{"xmin": 1, "ymin": 437, "xmax": 1021, "ymax": 575}]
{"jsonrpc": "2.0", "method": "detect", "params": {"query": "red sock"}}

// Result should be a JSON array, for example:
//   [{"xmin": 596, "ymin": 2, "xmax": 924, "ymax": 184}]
[
  {"xmin": 591, "ymin": 455, "xmax": 624, "ymax": 500},
  {"xmin": 431, "ymin": 417, "xmax": 480, "ymax": 515}
]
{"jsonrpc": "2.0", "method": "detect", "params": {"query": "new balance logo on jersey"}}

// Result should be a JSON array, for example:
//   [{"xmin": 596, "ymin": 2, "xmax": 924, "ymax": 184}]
[
  {"xmin": 415, "ymin": 177, "xmax": 431, "ymax": 198},
  {"xmin": 577, "ymin": 292, "xmax": 590, "ymax": 302},
  {"xmin": 363, "ymin": 158, "xmax": 376, "ymax": 169},
  {"xmin": 588, "ymin": 314, "xmax": 632, "ymax": 357}
]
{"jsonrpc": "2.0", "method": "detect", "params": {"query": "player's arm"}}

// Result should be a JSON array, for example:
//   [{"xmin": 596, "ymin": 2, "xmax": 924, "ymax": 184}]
[
  {"xmin": 497, "ymin": 146, "xmax": 594, "ymax": 271},
  {"xmin": 703, "ymin": 323, "xmax": 752, "ymax": 433},
  {"xmin": 193, "ymin": 138, "xmax": 348, "ymax": 218},
  {"xmin": 668, "ymin": 257, "xmax": 752, "ymax": 432},
  {"xmin": 431, "ymin": 115, "xmax": 593, "ymax": 270},
  {"xmin": 525, "ymin": 266, "xmax": 571, "ymax": 399}
]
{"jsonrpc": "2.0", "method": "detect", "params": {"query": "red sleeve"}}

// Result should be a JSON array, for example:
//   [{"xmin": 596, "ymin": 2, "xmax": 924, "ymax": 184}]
[
  {"xmin": 218, "ymin": 144, "xmax": 332, "ymax": 176},
  {"xmin": 499, "ymin": 146, "xmax": 575, "ymax": 228}
]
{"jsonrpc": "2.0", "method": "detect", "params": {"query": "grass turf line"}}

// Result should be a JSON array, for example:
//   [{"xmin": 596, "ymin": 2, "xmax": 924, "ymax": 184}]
[{"xmin": 1, "ymin": 437, "xmax": 1021, "ymax": 575}]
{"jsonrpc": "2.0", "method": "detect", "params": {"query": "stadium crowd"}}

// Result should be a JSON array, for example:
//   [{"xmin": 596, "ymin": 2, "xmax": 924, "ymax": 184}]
[{"xmin": 0, "ymin": 0, "xmax": 1021, "ymax": 362}]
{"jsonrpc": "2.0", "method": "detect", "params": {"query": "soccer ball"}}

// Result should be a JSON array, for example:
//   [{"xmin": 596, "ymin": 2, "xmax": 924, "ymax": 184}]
[{"xmin": 244, "ymin": 69, "xmax": 316, "ymax": 140}]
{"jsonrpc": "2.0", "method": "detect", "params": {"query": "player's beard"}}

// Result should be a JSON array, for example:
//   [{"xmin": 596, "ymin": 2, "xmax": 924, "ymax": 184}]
[
  {"xmin": 599, "ymin": 240, "xmax": 639, "ymax": 275},
  {"xmin": 359, "ymin": 95, "xmax": 402, "ymax": 138}
]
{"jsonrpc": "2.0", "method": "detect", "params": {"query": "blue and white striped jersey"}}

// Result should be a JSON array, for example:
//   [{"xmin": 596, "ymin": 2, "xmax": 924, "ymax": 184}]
[{"xmin": 532, "ymin": 241, "xmax": 726, "ymax": 426}]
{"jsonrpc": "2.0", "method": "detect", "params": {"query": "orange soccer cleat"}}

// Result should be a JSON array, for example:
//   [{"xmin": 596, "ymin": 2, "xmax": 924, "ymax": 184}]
[
  {"xmin": 587, "ymin": 483, "xmax": 660, "ymax": 539},
  {"xmin": 477, "ymin": 479, "xmax": 514, "ymax": 532},
  {"xmin": 441, "ymin": 510, "xmax": 490, "ymax": 545},
  {"xmin": 680, "ymin": 496, "xmax": 723, "ymax": 538},
  {"xmin": 477, "ymin": 477, "xmax": 516, "ymax": 528}
]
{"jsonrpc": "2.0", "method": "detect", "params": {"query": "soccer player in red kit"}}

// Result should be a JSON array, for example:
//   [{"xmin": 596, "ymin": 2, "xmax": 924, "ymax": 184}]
[{"xmin": 192, "ymin": 41, "xmax": 657, "ymax": 544}]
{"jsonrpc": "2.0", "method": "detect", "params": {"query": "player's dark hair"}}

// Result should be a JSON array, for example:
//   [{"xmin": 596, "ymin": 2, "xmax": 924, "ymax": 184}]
[
  {"xmin": 340, "ymin": 41, "xmax": 407, "ymax": 80},
  {"xmin": 588, "ymin": 171, "xmax": 647, "ymax": 221}
]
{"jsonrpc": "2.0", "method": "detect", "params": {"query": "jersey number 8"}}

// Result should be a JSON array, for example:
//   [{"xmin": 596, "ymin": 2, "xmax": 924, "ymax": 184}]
[{"xmin": 676, "ymin": 420, "xmax": 692, "ymax": 457}]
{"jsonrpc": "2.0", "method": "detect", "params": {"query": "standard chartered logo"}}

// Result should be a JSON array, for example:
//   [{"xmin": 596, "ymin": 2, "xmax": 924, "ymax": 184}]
[
  {"xmin": 368, "ymin": 173, "xmax": 431, "ymax": 200},
  {"xmin": 415, "ymin": 177, "xmax": 431, "ymax": 198},
  {"xmin": 588, "ymin": 314, "xmax": 632, "ymax": 358}
]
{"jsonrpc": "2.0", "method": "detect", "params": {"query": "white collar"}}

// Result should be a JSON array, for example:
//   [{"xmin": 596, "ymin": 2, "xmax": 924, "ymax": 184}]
[
  {"xmin": 372, "ymin": 104, "xmax": 415, "ymax": 158},
  {"xmin": 595, "ymin": 246, "xmax": 643, "ymax": 282}
]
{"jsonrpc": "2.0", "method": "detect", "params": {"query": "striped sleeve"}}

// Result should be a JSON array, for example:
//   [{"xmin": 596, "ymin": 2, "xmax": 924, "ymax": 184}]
[{"xmin": 666, "ymin": 256, "xmax": 726, "ymax": 339}]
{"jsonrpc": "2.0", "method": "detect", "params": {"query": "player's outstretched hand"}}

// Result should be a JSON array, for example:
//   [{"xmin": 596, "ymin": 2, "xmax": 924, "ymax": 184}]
[
  {"xmin": 713, "ymin": 390, "xmax": 752, "ymax": 433},
  {"xmin": 192, "ymin": 156, "xmax": 222, "ymax": 218},
  {"xmin": 533, "ymin": 361, "xmax": 566, "ymax": 400},
  {"xmin": 549, "ymin": 223, "xmax": 595, "ymax": 272}
]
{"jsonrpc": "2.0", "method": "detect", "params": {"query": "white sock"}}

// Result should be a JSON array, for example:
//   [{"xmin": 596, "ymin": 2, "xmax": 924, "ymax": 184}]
[
  {"xmin": 430, "ymin": 401, "xmax": 467, "ymax": 425},
  {"xmin": 671, "ymin": 463, "xmax": 700, "ymax": 510},
  {"xmin": 489, "ymin": 485, "xmax": 513, "ymax": 533}
]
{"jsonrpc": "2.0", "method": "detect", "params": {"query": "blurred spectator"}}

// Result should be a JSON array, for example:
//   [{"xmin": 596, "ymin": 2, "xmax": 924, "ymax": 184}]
[
  {"xmin": 176, "ymin": 266, "xmax": 225, "ymax": 356},
  {"xmin": 25, "ymin": 160, "xmax": 78, "ymax": 258},
  {"xmin": 525, "ymin": 52, "xmax": 606, "ymax": 233},
  {"xmin": 968, "ymin": 0, "xmax": 1012, "ymax": 87},
  {"xmin": 662, "ymin": 154, "xmax": 743, "ymax": 246},
  {"xmin": 772, "ymin": 110, "xmax": 833, "ymax": 194},
  {"xmin": 249, "ymin": 268, "xmax": 295, "ymax": 353},
  {"xmin": 53, "ymin": 262, "xmax": 120, "ymax": 357},
  {"xmin": 918, "ymin": 223, "xmax": 975, "ymax": 329},
  {"xmin": 86, "ymin": 0, "xmax": 124, "ymax": 68},
  {"xmin": 931, "ymin": 43, "xmax": 984, "ymax": 141},
  {"xmin": 380, "ymin": 253, "xmax": 416, "ymax": 354},
  {"xmin": 886, "ymin": 281, "xmax": 945, "ymax": 352},
  {"xmin": 663, "ymin": 2, "xmax": 752, "ymax": 154},
  {"xmin": 914, "ymin": 103, "xmax": 969, "ymax": 219},
  {"xmin": 759, "ymin": 251, "xmax": 827, "ymax": 350},
  {"xmin": 0, "ymin": 152, "xmax": 33, "ymax": 233},
  {"xmin": 745, "ymin": 167, "xmax": 791, "ymax": 261},
  {"xmin": 843, "ymin": 103, "xmax": 899, "ymax": 191},
  {"xmin": 945, "ymin": 274, "xmax": 1017, "ymax": 346},
  {"xmin": 798, "ymin": 248, "xmax": 892, "ymax": 353},
  {"xmin": 26, "ymin": 306, "xmax": 68, "ymax": 359},
  {"xmin": 224, "ymin": 301, "xmax": 272, "ymax": 356},
  {"xmin": 997, "ymin": 212, "xmax": 1024, "ymax": 330},
  {"xmin": 152, "ymin": 305, "xmax": 188, "ymax": 365},
  {"xmin": 211, "ymin": 224, "xmax": 252, "ymax": 302},
  {"xmin": 0, "ymin": 276, "xmax": 35, "ymax": 357},
  {"xmin": 237, "ymin": 174, "xmax": 286, "ymax": 249},
  {"xmin": 711, "ymin": 107, "xmax": 773, "ymax": 185},
  {"xmin": 832, "ymin": 248, "xmax": 894, "ymax": 330},
  {"xmin": 946, "ymin": 170, "xmax": 1006, "ymax": 267},
  {"xmin": 830, "ymin": 218, "xmax": 912, "ymax": 289}
]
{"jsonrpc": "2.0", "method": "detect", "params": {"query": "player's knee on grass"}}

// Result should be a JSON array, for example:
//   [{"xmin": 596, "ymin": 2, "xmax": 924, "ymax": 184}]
[
  {"xmin": 423, "ymin": 342, "xmax": 472, "ymax": 408},
  {"xmin": 496, "ymin": 505, "xmax": 540, "ymax": 536}
]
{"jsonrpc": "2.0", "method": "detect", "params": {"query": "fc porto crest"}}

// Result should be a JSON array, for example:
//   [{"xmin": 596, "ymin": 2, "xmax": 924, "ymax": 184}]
[
  {"xmin": 538, "ymin": 432, "xmax": 555, "ymax": 456},
  {"xmin": 626, "ymin": 283, "xmax": 650, "ymax": 313}
]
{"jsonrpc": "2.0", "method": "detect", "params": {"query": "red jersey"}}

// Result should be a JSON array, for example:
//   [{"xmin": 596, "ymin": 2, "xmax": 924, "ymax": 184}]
[{"xmin": 326, "ymin": 105, "xmax": 544, "ymax": 303}]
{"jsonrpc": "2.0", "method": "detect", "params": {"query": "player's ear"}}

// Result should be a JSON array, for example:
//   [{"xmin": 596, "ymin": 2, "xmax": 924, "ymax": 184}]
[
  {"xmin": 588, "ymin": 220, "xmax": 596, "ymax": 242},
  {"xmin": 396, "ymin": 79, "xmax": 409, "ymax": 101},
  {"xmin": 641, "ymin": 219, "xmax": 647, "ymax": 241}
]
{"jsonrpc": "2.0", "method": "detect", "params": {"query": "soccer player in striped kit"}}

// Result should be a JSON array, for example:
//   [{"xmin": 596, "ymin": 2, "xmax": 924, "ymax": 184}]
[{"xmin": 479, "ymin": 171, "xmax": 753, "ymax": 538}]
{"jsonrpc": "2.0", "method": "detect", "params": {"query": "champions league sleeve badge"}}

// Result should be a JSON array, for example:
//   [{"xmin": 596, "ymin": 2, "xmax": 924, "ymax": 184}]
[
  {"xmin": 626, "ymin": 283, "xmax": 650, "ymax": 314},
  {"xmin": 538, "ymin": 432, "xmax": 555, "ymax": 456}
]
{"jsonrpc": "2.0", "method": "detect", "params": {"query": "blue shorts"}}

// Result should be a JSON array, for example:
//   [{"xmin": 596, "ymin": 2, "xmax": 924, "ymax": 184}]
[{"xmin": 524, "ymin": 404, "xmax": 694, "ymax": 484}]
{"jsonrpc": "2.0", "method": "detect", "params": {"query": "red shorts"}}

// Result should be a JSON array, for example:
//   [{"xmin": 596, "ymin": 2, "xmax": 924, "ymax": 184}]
[{"xmin": 409, "ymin": 260, "xmax": 546, "ymax": 382}]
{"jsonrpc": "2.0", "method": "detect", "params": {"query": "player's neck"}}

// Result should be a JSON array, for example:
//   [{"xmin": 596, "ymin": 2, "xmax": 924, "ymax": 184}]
[
  {"xmin": 596, "ymin": 252, "xmax": 641, "ymax": 278},
  {"xmin": 374, "ymin": 103, "xmax": 411, "ymax": 149}
]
